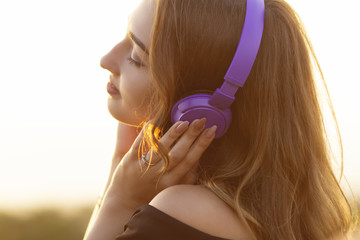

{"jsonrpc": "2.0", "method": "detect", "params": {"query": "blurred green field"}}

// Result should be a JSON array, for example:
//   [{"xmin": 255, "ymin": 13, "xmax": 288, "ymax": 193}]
[
  {"xmin": 0, "ymin": 200, "xmax": 359, "ymax": 240},
  {"xmin": 0, "ymin": 207, "xmax": 93, "ymax": 240}
]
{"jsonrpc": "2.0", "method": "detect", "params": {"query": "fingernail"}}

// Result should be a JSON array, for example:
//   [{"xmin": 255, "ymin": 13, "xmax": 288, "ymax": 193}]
[
  {"xmin": 205, "ymin": 125, "xmax": 217, "ymax": 138},
  {"xmin": 193, "ymin": 118, "xmax": 206, "ymax": 131},
  {"xmin": 176, "ymin": 121, "xmax": 189, "ymax": 133}
]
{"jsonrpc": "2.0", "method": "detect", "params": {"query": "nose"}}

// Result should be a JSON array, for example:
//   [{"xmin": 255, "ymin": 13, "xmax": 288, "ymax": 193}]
[{"xmin": 100, "ymin": 43, "xmax": 123, "ymax": 75}]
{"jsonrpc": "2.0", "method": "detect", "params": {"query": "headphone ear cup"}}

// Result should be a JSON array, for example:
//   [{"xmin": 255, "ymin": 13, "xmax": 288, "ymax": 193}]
[{"xmin": 171, "ymin": 94, "xmax": 232, "ymax": 138}]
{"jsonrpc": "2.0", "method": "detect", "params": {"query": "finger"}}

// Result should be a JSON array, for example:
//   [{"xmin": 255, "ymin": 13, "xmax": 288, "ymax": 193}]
[
  {"xmin": 139, "ymin": 119, "xmax": 205, "ymax": 171},
  {"xmin": 141, "ymin": 120, "xmax": 190, "ymax": 168},
  {"xmin": 169, "ymin": 125, "xmax": 217, "ymax": 180},
  {"xmin": 166, "ymin": 118, "xmax": 207, "ymax": 170},
  {"xmin": 140, "ymin": 149, "xmax": 158, "ymax": 168},
  {"xmin": 179, "ymin": 163, "xmax": 199, "ymax": 185},
  {"xmin": 159, "ymin": 121, "xmax": 190, "ymax": 149}
]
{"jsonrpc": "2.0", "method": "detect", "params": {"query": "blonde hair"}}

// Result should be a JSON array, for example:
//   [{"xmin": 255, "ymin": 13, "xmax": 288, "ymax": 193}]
[{"xmin": 141, "ymin": 0, "xmax": 353, "ymax": 239}]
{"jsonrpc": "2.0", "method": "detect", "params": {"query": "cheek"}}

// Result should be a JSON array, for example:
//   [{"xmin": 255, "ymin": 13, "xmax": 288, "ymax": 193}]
[{"xmin": 121, "ymin": 69, "xmax": 151, "ymax": 110}]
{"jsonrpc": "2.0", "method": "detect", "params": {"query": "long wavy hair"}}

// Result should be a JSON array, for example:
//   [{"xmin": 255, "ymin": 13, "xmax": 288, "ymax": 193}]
[{"xmin": 140, "ymin": 0, "xmax": 352, "ymax": 239}]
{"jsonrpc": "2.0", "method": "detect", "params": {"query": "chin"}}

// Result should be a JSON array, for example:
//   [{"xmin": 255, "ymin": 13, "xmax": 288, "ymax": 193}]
[{"xmin": 107, "ymin": 98, "xmax": 144, "ymax": 126}]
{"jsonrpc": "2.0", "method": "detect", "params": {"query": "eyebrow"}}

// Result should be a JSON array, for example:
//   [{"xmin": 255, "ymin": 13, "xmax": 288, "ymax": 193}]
[{"xmin": 128, "ymin": 31, "xmax": 149, "ymax": 55}]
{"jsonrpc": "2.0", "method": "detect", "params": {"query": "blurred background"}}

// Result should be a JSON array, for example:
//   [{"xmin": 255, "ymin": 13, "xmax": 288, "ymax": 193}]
[{"xmin": 0, "ymin": 0, "xmax": 359, "ymax": 239}]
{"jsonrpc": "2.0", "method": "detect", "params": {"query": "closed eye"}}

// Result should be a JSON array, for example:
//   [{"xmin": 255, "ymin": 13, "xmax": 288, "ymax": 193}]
[{"xmin": 127, "ymin": 57, "xmax": 145, "ymax": 68}]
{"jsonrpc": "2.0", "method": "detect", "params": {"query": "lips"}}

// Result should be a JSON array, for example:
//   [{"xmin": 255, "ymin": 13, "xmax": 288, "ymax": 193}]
[{"xmin": 107, "ymin": 81, "xmax": 120, "ymax": 95}]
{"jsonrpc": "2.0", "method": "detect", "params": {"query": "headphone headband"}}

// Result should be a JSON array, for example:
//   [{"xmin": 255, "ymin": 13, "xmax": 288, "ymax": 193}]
[
  {"xmin": 171, "ymin": 0, "xmax": 265, "ymax": 138},
  {"xmin": 225, "ymin": 0, "xmax": 265, "ymax": 86},
  {"xmin": 209, "ymin": 0, "xmax": 265, "ymax": 109}
]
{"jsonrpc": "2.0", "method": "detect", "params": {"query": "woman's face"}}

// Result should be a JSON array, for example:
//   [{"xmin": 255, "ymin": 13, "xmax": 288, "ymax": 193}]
[{"xmin": 100, "ymin": 0, "xmax": 156, "ymax": 126}]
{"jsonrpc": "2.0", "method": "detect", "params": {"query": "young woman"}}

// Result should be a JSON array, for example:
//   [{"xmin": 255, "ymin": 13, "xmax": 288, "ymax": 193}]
[{"xmin": 84, "ymin": 0, "xmax": 353, "ymax": 239}]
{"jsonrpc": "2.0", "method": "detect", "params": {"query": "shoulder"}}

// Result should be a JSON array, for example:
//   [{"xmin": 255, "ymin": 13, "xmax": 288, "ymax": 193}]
[{"xmin": 149, "ymin": 185, "xmax": 251, "ymax": 240}]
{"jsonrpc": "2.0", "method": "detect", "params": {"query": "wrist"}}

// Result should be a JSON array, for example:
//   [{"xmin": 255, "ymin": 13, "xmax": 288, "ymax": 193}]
[
  {"xmin": 102, "ymin": 184, "xmax": 138, "ymax": 214},
  {"xmin": 84, "ymin": 187, "xmax": 137, "ymax": 240}
]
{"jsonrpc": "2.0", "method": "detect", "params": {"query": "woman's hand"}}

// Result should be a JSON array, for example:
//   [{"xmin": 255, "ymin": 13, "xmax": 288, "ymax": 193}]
[
  {"xmin": 84, "ymin": 118, "xmax": 216, "ymax": 240},
  {"xmin": 107, "ymin": 118, "xmax": 217, "ymax": 210},
  {"xmin": 102, "ymin": 122, "xmax": 140, "ymax": 194}
]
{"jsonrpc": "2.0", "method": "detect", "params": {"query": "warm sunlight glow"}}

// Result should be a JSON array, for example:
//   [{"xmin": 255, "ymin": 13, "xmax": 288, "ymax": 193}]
[{"xmin": 0, "ymin": 0, "xmax": 359, "ymax": 212}]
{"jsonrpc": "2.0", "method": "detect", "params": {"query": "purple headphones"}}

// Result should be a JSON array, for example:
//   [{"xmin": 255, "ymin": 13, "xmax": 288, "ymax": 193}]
[{"xmin": 171, "ymin": 0, "xmax": 265, "ymax": 138}]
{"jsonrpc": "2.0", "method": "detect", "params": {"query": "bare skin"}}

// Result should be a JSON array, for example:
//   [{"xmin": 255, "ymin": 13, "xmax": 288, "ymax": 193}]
[
  {"xmin": 150, "ymin": 185, "xmax": 253, "ymax": 240},
  {"xmin": 84, "ymin": 0, "xmax": 347, "ymax": 239},
  {"xmin": 83, "ymin": 1, "xmax": 248, "ymax": 239},
  {"xmin": 84, "ymin": 119, "xmax": 218, "ymax": 240}
]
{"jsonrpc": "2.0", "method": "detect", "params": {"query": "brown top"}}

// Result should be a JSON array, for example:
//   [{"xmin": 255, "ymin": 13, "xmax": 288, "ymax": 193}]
[{"xmin": 115, "ymin": 204, "xmax": 230, "ymax": 240}]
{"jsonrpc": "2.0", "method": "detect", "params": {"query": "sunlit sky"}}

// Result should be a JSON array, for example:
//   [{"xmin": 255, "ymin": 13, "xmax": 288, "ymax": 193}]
[{"xmin": 0, "ymin": 0, "xmax": 359, "ymax": 210}]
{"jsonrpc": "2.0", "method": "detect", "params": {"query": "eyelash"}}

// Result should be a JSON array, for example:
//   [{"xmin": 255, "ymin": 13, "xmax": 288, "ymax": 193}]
[{"xmin": 127, "ymin": 57, "xmax": 145, "ymax": 68}]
